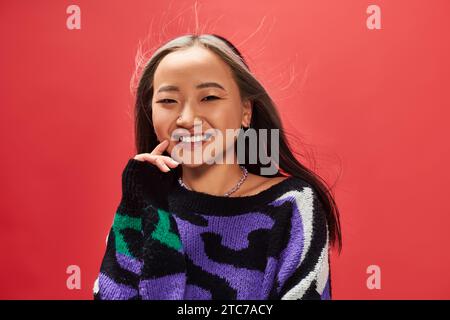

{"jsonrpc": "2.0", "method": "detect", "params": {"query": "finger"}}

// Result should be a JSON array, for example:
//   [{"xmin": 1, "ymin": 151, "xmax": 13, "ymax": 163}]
[
  {"xmin": 155, "ymin": 158, "xmax": 171, "ymax": 172},
  {"xmin": 150, "ymin": 140, "xmax": 169, "ymax": 156},
  {"xmin": 161, "ymin": 156, "xmax": 179, "ymax": 168},
  {"xmin": 134, "ymin": 153, "xmax": 156, "ymax": 163},
  {"xmin": 133, "ymin": 154, "xmax": 148, "ymax": 161},
  {"xmin": 133, "ymin": 154, "xmax": 177, "ymax": 171}
]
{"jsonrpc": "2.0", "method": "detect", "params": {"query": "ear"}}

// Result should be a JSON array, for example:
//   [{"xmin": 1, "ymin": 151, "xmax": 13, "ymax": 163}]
[{"xmin": 241, "ymin": 99, "xmax": 253, "ymax": 128}]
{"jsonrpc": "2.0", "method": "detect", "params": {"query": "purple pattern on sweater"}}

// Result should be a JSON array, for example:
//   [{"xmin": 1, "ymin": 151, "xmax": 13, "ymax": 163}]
[
  {"xmin": 116, "ymin": 252, "xmax": 142, "ymax": 274},
  {"xmin": 139, "ymin": 273, "xmax": 186, "ymax": 300},
  {"xmin": 270, "ymin": 195, "xmax": 304, "ymax": 294},
  {"xmin": 321, "ymin": 278, "xmax": 331, "ymax": 300},
  {"xmin": 98, "ymin": 273, "xmax": 137, "ymax": 299},
  {"xmin": 185, "ymin": 284, "xmax": 213, "ymax": 299},
  {"xmin": 261, "ymin": 256, "xmax": 279, "ymax": 298},
  {"xmin": 172, "ymin": 212, "xmax": 274, "ymax": 299}
]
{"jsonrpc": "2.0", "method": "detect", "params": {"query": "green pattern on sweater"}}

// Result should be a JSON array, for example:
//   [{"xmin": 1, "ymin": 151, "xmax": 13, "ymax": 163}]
[
  {"xmin": 151, "ymin": 208, "xmax": 182, "ymax": 251},
  {"xmin": 112, "ymin": 211, "xmax": 141, "ymax": 257}
]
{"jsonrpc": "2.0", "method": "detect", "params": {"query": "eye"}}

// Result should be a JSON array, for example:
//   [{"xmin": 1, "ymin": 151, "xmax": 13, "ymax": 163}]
[
  {"xmin": 156, "ymin": 99, "xmax": 177, "ymax": 104},
  {"xmin": 202, "ymin": 95, "xmax": 220, "ymax": 102}
]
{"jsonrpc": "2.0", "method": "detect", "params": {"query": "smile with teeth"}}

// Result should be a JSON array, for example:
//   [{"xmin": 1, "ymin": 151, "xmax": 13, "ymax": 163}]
[{"xmin": 179, "ymin": 134, "xmax": 212, "ymax": 143}]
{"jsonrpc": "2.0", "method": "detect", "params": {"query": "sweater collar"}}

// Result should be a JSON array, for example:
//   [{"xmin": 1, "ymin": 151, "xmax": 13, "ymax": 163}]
[{"xmin": 167, "ymin": 175, "xmax": 301, "ymax": 216}]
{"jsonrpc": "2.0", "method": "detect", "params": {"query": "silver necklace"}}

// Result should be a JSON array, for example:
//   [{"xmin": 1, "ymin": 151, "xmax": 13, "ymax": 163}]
[{"xmin": 178, "ymin": 166, "xmax": 248, "ymax": 197}]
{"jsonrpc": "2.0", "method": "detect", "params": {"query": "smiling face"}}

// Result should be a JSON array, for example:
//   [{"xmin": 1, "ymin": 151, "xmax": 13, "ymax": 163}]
[{"xmin": 151, "ymin": 45, "xmax": 252, "ymax": 167}]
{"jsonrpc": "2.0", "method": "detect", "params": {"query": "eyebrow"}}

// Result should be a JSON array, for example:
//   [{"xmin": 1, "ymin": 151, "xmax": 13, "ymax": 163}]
[{"xmin": 156, "ymin": 82, "xmax": 226, "ymax": 93}]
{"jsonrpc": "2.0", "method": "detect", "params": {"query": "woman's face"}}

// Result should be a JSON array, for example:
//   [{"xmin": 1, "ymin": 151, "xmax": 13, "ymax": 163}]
[{"xmin": 151, "ymin": 45, "xmax": 251, "ymax": 167}]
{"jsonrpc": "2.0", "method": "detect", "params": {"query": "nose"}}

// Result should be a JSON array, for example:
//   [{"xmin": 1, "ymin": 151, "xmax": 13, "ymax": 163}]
[{"xmin": 176, "ymin": 104, "xmax": 202, "ymax": 130}]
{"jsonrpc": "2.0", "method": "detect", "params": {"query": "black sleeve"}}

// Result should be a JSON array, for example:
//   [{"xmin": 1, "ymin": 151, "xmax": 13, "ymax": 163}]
[{"xmin": 93, "ymin": 158, "xmax": 173, "ymax": 300}]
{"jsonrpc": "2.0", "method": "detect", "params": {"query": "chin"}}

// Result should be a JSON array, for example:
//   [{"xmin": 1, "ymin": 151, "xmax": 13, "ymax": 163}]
[{"xmin": 178, "ymin": 158, "xmax": 215, "ymax": 168}]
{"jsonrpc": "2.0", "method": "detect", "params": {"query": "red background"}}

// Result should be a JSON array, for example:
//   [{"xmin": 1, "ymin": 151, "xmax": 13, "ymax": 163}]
[{"xmin": 1, "ymin": 0, "xmax": 449, "ymax": 299}]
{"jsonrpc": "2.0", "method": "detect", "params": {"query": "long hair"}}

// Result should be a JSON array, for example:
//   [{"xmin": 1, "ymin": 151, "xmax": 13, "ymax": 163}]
[{"xmin": 133, "ymin": 34, "xmax": 342, "ymax": 252}]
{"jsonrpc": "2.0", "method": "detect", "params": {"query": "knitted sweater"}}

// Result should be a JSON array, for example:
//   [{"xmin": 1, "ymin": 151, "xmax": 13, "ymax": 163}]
[{"xmin": 93, "ymin": 158, "xmax": 332, "ymax": 300}]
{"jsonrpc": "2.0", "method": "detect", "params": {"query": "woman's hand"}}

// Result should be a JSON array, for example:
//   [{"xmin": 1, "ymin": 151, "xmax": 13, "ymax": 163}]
[{"xmin": 134, "ymin": 139, "xmax": 179, "ymax": 172}]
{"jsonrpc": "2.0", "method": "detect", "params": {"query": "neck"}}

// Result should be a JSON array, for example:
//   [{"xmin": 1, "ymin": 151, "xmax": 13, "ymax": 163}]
[{"xmin": 181, "ymin": 161, "xmax": 244, "ymax": 196}]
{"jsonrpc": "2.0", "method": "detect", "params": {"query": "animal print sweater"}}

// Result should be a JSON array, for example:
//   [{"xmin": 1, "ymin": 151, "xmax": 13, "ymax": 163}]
[{"xmin": 93, "ymin": 158, "xmax": 332, "ymax": 300}]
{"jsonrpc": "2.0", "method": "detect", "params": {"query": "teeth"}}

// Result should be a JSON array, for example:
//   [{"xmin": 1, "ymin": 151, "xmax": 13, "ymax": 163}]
[{"xmin": 180, "ymin": 134, "xmax": 211, "ymax": 143}]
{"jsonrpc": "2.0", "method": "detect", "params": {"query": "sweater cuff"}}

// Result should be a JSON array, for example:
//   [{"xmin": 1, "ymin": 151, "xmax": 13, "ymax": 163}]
[
  {"xmin": 121, "ymin": 158, "xmax": 174, "ymax": 210},
  {"xmin": 120, "ymin": 159, "xmax": 158, "ymax": 209}
]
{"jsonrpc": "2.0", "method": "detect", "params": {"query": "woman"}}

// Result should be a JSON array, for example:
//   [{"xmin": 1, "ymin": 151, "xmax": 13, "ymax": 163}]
[{"xmin": 93, "ymin": 34, "xmax": 342, "ymax": 300}]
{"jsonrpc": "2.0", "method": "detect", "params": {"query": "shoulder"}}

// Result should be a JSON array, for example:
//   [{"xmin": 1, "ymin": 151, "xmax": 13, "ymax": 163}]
[
  {"xmin": 268, "ymin": 177, "xmax": 329, "ymax": 243},
  {"xmin": 267, "ymin": 176, "xmax": 325, "ymax": 210},
  {"xmin": 245, "ymin": 173, "xmax": 321, "ymax": 208},
  {"xmin": 244, "ymin": 174, "xmax": 328, "ymax": 232},
  {"xmin": 234, "ymin": 173, "xmax": 324, "ymax": 212}
]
